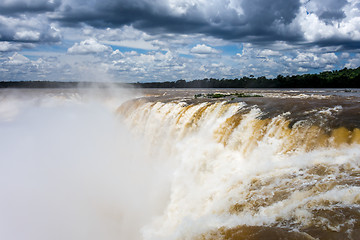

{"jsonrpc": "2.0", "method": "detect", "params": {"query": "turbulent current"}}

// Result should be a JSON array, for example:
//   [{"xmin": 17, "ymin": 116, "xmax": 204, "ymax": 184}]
[{"xmin": 1, "ymin": 88, "xmax": 360, "ymax": 240}]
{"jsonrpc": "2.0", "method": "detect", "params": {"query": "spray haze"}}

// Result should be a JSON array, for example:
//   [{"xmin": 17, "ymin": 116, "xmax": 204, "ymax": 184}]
[{"xmin": 0, "ymin": 88, "xmax": 171, "ymax": 240}]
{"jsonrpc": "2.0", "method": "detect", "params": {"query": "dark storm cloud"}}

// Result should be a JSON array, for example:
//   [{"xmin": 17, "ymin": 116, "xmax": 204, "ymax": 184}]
[
  {"xmin": 240, "ymin": 0, "xmax": 299, "ymax": 27},
  {"xmin": 312, "ymin": 39, "xmax": 360, "ymax": 51},
  {"xmin": 0, "ymin": 0, "xmax": 61, "ymax": 15},
  {"xmin": 55, "ymin": 0, "xmax": 205, "ymax": 31},
  {"xmin": 319, "ymin": 11, "xmax": 345, "ymax": 21},
  {"xmin": 219, "ymin": 0, "xmax": 302, "ymax": 43},
  {"xmin": 0, "ymin": 0, "xmax": 359, "ymax": 49},
  {"xmin": 53, "ymin": 0, "xmax": 303, "ymax": 43}
]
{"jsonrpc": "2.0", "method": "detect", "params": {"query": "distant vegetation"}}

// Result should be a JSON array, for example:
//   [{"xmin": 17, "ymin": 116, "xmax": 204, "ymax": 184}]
[
  {"xmin": 1, "ymin": 67, "xmax": 359, "ymax": 88},
  {"xmin": 134, "ymin": 67, "xmax": 360, "ymax": 88}
]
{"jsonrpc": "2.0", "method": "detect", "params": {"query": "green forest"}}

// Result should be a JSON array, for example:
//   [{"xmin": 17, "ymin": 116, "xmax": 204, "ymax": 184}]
[
  {"xmin": 134, "ymin": 67, "xmax": 360, "ymax": 88},
  {"xmin": 1, "ymin": 66, "xmax": 360, "ymax": 88}
]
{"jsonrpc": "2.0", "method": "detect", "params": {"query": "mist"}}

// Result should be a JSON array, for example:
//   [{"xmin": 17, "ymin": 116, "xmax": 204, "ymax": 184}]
[
  {"xmin": 0, "ymin": 88, "xmax": 171, "ymax": 240},
  {"xmin": 3, "ymin": 88, "xmax": 360, "ymax": 240}
]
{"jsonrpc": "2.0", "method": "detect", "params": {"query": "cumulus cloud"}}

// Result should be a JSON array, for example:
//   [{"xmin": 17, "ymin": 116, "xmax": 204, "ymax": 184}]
[
  {"xmin": 345, "ymin": 54, "xmax": 360, "ymax": 69},
  {"xmin": 281, "ymin": 51, "xmax": 339, "ymax": 70},
  {"xmin": 0, "ymin": 52, "xmax": 80, "ymax": 81},
  {"xmin": 0, "ymin": 42, "xmax": 21, "ymax": 52},
  {"xmin": 0, "ymin": 15, "xmax": 61, "ymax": 43},
  {"xmin": 14, "ymin": 30, "xmax": 41, "ymax": 41},
  {"xmin": 298, "ymin": 0, "xmax": 360, "ymax": 48},
  {"xmin": 67, "ymin": 39, "xmax": 112, "ymax": 55},
  {"xmin": 5, "ymin": 52, "xmax": 30, "ymax": 65},
  {"xmin": 258, "ymin": 49, "xmax": 281, "ymax": 57},
  {"xmin": 190, "ymin": 44, "xmax": 220, "ymax": 55}
]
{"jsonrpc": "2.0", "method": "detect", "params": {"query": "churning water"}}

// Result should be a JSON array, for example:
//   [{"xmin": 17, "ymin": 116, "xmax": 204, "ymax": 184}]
[{"xmin": 1, "ymin": 88, "xmax": 360, "ymax": 240}]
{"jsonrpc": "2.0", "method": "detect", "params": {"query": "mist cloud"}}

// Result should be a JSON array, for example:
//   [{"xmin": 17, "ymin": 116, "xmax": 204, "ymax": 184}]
[{"xmin": 0, "ymin": 90, "xmax": 171, "ymax": 240}]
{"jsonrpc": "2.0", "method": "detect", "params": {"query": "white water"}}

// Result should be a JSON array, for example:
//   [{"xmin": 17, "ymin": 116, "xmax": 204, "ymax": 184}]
[
  {"xmin": 119, "ymin": 99, "xmax": 360, "ymax": 239},
  {"xmin": 1, "ymin": 89, "xmax": 360, "ymax": 240}
]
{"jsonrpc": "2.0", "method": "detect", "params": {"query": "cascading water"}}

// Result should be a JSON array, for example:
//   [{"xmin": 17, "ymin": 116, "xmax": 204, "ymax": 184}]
[
  {"xmin": 118, "ymin": 90, "xmax": 360, "ymax": 240},
  {"xmin": 1, "ymin": 88, "xmax": 360, "ymax": 240}
]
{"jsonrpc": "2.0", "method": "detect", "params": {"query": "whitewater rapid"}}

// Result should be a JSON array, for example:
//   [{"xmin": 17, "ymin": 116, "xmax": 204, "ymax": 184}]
[
  {"xmin": 1, "ymin": 88, "xmax": 360, "ymax": 240},
  {"xmin": 118, "ymin": 89, "xmax": 360, "ymax": 240}
]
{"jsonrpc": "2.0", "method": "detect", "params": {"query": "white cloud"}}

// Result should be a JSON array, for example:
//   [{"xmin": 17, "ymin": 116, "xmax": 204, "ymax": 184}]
[
  {"xmin": 67, "ymin": 39, "xmax": 112, "ymax": 55},
  {"xmin": 14, "ymin": 31, "xmax": 40, "ymax": 41},
  {"xmin": 190, "ymin": 44, "xmax": 220, "ymax": 54},
  {"xmin": 110, "ymin": 49, "xmax": 124, "ymax": 58},
  {"xmin": 298, "ymin": 2, "xmax": 360, "ymax": 42},
  {"xmin": 298, "ymin": 67, "xmax": 308, "ymax": 72},
  {"xmin": 281, "ymin": 51, "xmax": 339, "ymax": 71},
  {"xmin": 6, "ymin": 52, "xmax": 30, "ymax": 65},
  {"xmin": 0, "ymin": 42, "xmax": 20, "ymax": 52},
  {"xmin": 345, "ymin": 54, "xmax": 360, "ymax": 69},
  {"xmin": 321, "ymin": 53, "xmax": 338, "ymax": 64},
  {"xmin": 64, "ymin": 26, "xmax": 167, "ymax": 52},
  {"xmin": 0, "ymin": 43, "xmax": 356, "ymax": 83},
  {"xmin": 259, "ymin": 49, "xmax": 281, "ymax": 57}
]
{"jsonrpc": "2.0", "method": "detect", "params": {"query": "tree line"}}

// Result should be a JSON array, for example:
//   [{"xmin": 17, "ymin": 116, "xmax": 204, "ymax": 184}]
[
  {"xmin": 133, "ymin": 67, "xmax": 360, "ymax": 88},
  {"xmin": 1, "ymin": 67, "xmax": 359, "ymax": 88}
]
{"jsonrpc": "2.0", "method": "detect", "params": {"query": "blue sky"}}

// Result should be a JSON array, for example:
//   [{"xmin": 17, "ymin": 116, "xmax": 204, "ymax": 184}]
[{"xmin": 0, "ymin": 0, "xmax": 360, "ymax": 82}]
